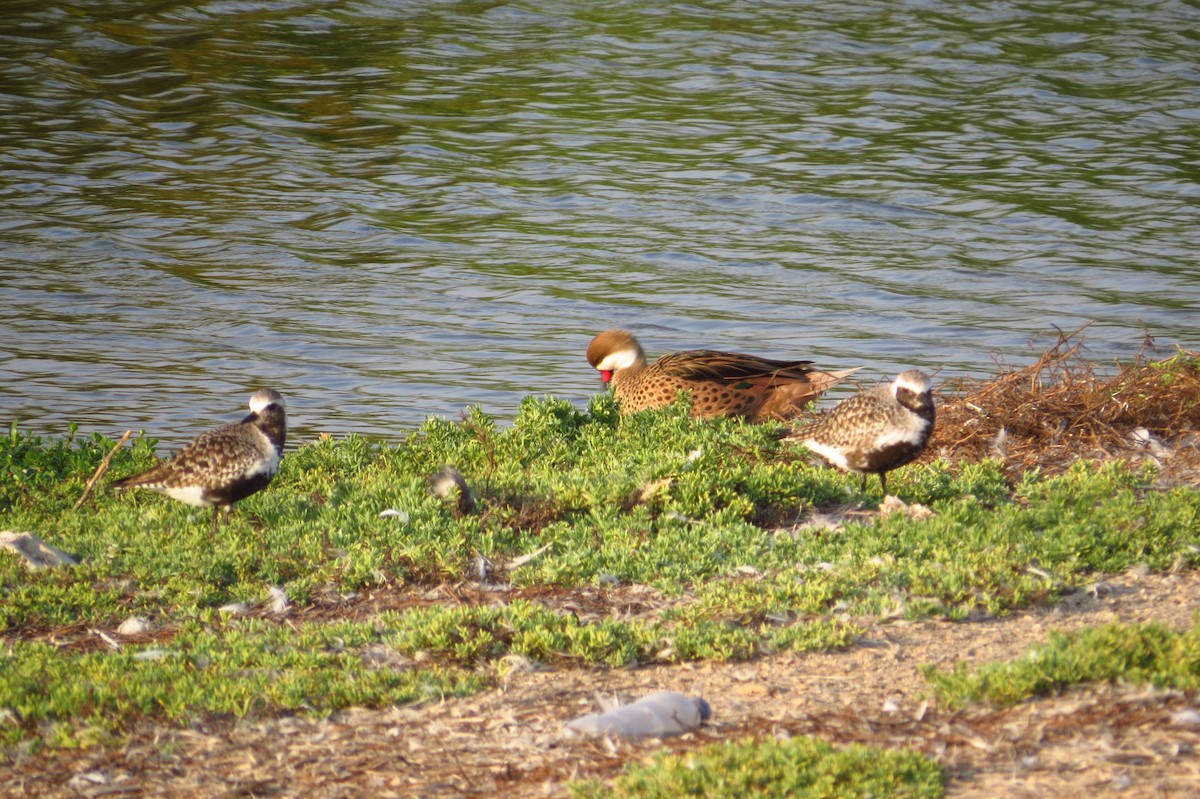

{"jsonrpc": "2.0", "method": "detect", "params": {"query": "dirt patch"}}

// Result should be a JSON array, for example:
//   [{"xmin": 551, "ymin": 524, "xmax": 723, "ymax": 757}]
[{"xmin": 6, "ymin": 569, "xmax": 1199, "ymax": 799}]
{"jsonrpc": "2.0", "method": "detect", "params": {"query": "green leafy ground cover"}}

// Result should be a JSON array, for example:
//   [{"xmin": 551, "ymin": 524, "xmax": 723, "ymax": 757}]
[
  {"xmin": 570, "ymin": 734, "xmax": 944, "ymax": 799},
  {"xmin": 926, "ymin": 620, "xmax": 1200, "ymax": 709},
  {"xmin": 3, "ymin": 391, "xmax": 1199, "ymax": 794}
]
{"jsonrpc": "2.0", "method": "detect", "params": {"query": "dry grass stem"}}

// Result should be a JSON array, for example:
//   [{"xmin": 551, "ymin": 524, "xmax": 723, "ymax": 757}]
[{"xmin": 73, "ymin": 430, "xmax": 132, "ymax": 511}]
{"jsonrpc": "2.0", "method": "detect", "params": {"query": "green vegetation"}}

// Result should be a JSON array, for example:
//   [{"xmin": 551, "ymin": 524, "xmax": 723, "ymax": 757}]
[
  {"xmin": 570, "ymin": 735, "xmax": 943, "ymax": 799},
  {"xmin": 0, "ymin": 616, "xmax": 481, "ymax": 748},
  {"xmin": 924, "ymin": 621, "xmax": 1200, "ymax": 709},
  {"xmin": 2, "ymin": 395, "xmax": 1199, "ymax": 754}
]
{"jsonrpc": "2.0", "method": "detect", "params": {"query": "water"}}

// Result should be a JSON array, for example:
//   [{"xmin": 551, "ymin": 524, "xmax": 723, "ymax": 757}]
[{"xmin": 2, "ymin": 0, "xmax": 1198, "ymax": 445}]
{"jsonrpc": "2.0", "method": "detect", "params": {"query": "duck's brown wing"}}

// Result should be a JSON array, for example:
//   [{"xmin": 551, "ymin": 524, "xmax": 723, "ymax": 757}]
[{"xmin": 654, "ymin": 350, "xmax": 819, "ymax": 385}]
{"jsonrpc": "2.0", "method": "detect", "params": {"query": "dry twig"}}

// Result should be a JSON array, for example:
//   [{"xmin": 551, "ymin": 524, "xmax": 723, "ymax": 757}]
[{"xmin": 74, "ymin": 429, "xmax": 133, "ymax": 510}]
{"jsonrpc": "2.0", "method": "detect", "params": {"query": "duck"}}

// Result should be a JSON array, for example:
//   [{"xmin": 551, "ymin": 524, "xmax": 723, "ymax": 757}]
[{"xmin": 586, "ymin": 329, "xmax": 858, "ymax": 422}]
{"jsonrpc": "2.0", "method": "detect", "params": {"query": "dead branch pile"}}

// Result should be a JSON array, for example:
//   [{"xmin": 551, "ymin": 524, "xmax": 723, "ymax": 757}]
[{"xmin": 926, "ymin": 332, "xmax": 1200, "ymax": 483}]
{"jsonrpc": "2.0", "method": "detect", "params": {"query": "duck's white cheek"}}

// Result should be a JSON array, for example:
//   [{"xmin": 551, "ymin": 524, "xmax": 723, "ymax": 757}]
[{"xmin": 594, "ymin": 350, "xmax": 639, "ymax": 372}]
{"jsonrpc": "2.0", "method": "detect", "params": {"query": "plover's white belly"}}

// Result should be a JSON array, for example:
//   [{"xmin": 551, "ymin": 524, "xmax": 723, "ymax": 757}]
[
  {"xmin": 803, "ymin": 439, "xmax": 852, "ymax": 471},
  {"xmin": 871, "ymin": 417, "xmax": 930, "ymax": 452},
  {"xmin": 162, "ymin": 485, "xmax": 212, "ymax": 508}
]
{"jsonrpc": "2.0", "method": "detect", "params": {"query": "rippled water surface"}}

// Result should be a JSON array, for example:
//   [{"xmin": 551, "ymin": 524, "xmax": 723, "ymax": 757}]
[{"xmin": 2, "ymin": 0, "xmax": 1198, "ymax": 443}]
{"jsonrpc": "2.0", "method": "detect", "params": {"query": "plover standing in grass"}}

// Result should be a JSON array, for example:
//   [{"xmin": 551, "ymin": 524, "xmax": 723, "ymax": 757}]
[
  {"xmin": 789, "ymin": 370, "xmax": 934, "ymax": 496},
  {"xmin": 586, "ymin": 329, "xmax": 859, "ymax": 422},
  {"xmin": 111, "ymin": 389, "xmax": 287, "ymax": 537}
]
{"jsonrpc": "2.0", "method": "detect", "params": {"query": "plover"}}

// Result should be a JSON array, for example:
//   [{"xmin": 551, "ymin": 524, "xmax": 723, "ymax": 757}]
[
  {"xmin": 586, "ymin": 329, "xmax": 858, "ymax": 422},
  {"xmin": 111, "ymin": 389, "xmax": 287, "ymax": 536},
  {"xmin": 790, "ymin": 370, "xmax": 935, "ymax": 495}
]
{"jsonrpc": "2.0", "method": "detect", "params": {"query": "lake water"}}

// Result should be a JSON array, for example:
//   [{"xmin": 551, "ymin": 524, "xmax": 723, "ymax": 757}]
[{"xmin": 2, "ymin": 0, "xmax": 1198, "ymax": 445}]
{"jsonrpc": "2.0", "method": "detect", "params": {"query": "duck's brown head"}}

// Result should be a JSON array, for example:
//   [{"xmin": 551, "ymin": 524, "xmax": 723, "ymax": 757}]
[{"xmin": 586, "ymin": 329, "xmax": 646, "ymax": 383}]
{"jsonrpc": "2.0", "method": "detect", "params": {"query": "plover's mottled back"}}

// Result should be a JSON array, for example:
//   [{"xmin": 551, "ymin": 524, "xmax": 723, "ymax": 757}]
[
  {"xmin": 790, "ymin": 370, "xmax": 935, "ymax": 496},
  {"xmin": 111, "ymin": 389, "xmax": 287, "ymax": 536},
  {"xmin": 586, "ymin": 329, "xmax": 859, "ymax": 422}
]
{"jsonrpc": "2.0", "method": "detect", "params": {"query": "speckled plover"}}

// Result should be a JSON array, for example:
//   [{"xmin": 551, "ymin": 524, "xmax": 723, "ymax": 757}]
[
  {"xmin": 790, "ymin": 370, "xmax": 934, "ymax": 495},
  {"xmin": 586, "ymin": 329, "xmax": 859, "ymax": 422},
  {"xmin": 111, "ymin": 388, "xmax": 287, "ymax": 536}
]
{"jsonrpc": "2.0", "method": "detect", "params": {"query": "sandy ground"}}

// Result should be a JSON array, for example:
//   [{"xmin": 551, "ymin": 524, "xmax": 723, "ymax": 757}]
[{"xmin": 5, "ymin": 567, "xmax": 1200, "ymax": 798}]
